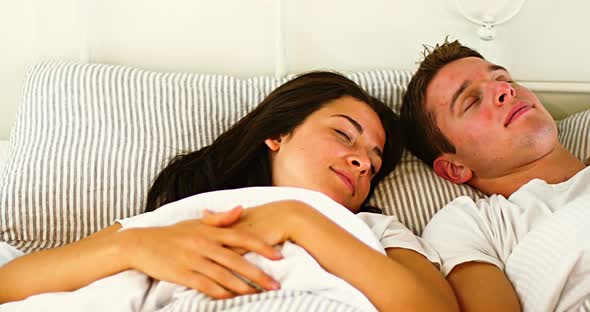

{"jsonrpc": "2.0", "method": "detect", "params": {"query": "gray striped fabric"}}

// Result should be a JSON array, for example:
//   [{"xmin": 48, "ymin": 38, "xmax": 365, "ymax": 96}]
[
  {"xmin": 368, "ymin": 151, "xmax": 485, "ymax": 235},
  {"xmin": 1, "ymin": 61, "xmax": 588, "ymax": 253},
  {"xmin": 159, "ymin": 290, "xmax": 363, "ymax": 312},
  {"xmin": 558, "ymin": 109, "xmax": 590, "ymax": 161}
]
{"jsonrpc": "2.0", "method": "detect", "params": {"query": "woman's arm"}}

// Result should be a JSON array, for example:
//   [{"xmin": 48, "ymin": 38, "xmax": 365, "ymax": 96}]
[
  {"xmin": 0, "ymin": 207, "xmax": 280, "ymax": 303},
  {"xmin": 446, "ymin": 262, "xmax": 521, "ymax": 311},
  {"xmin": 385, "ymin": 248, "xmax": 458, "ymax": 310},
  {"xmin": 228, "ymin": 201, "xmax": 459, "ymax": 312},
  {"xmin": 0, "ymin": 223, "xmax": 123, "ymax": 303}
]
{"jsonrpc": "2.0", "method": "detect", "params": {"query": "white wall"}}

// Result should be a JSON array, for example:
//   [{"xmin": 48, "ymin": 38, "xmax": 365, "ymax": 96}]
[{"xmin": 1, "ymin": 0, "xmax": 589, "ymax": 139}]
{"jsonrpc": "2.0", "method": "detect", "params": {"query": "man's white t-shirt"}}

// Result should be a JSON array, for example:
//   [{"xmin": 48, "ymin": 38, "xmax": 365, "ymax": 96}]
[{"xmin": 423, "ymin": 167, "xmax": 590, "ymax": 312}]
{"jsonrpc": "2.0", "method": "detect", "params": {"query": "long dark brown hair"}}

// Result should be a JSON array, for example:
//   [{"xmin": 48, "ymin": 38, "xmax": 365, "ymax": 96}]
[{"xmin": 145, "ymin": 71, "xmax": 403, "ymax": 212}]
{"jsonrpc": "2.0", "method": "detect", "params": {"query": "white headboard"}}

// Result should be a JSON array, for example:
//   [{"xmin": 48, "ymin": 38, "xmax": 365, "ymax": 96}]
[{"xmin": 1, "ymin": 0, "xmax": 589, "ymax": 139}]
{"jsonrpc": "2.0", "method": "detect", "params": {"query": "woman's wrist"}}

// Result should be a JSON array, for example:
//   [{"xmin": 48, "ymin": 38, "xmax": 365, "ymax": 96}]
[
  {"xmin": 252, "ymin": 199, "xmax": 320, "ymax": 243},
  {"xmin": 281, "ymin": 201, "xmax": 326, "ymax": 244},
  {"xmin": 113, "ymin": 226, "xmax": 142, "ymax": 271}
]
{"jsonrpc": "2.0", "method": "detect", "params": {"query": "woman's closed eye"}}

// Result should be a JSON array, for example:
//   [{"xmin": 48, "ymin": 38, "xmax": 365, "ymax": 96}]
[{"xmin": 334, "ymin": 129, "xmax": 351, "ymax": 142}]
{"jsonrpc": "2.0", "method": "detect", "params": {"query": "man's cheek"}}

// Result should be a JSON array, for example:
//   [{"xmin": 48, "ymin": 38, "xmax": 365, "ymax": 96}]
[{"xmin": 480, "ymin": 109, "xmax": 494, "ymax": 123}]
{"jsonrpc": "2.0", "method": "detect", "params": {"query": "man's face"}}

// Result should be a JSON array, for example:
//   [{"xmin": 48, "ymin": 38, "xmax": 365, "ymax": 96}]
[{"xmin": 426, "ymin": 57, "xmax": 557, "ymax": 180}]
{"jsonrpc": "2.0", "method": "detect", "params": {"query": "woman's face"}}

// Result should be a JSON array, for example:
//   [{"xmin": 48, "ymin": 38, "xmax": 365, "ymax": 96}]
[{"xmin": 265, "ymin": 96, "xmax": 386, "ymax": 212}]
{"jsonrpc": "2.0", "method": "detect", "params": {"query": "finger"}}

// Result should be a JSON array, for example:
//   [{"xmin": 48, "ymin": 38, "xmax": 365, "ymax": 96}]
[
  {"xmin": 176, "ymin": 269, "xmax": 237, "ymax": 299},
  {"xmin": 201, "ymin": 206, "xmax": 243, "ymax": 227},
  {"xmin": 229, "ymin": 246, "xmax": 248, "ymax": 255},
  {"xmin": 189, "ymin": 256, "xmax": 261, "ymax": 295},
  {"xmin": 203, "ymin": 243, "xmax": 281, "ymax": 292},
  {"xmin": 214, "ymin": 228, "xmax": 283, "ymax": 260}
]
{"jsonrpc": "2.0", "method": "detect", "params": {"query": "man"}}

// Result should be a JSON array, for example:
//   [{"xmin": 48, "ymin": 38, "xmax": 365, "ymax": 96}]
[{"xmin": 400, "ymin": 39, "xmax": 590, "ymax": 312}]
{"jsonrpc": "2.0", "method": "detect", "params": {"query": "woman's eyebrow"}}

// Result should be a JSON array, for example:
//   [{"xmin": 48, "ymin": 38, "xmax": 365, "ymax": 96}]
[
  {"xmin": 330, "ymin": 114, "xmax": 383, "ymax": 158},
  {"xmin": 331, "ymin": 114, "xmax": 363, "ymax": 133}
]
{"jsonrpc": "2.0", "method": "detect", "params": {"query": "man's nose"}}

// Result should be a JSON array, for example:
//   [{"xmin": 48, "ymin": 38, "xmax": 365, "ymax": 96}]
[{"xmin": 494, "ymin": 81, "xmax": 516, "ymax": 107}]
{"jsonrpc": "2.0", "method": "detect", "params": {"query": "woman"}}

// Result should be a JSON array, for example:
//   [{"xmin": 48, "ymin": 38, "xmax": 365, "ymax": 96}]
[{"xmin": 0, "ymin": 72, "xmax": 458, "ymax": 311}]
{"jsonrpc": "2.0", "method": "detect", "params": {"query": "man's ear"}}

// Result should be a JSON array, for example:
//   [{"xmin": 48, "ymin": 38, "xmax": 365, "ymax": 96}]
[
  {"xmin": 433, "ymin": 154, "xmax": 472, "ymax": 184},
  {"xmin": 264, "ymin": 137, "xmax": 282, "ymax": 152}
]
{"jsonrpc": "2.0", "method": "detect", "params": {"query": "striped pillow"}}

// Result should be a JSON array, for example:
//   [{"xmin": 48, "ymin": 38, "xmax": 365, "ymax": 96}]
[
  {"xmin": 367, "ymin": 151, "xmax": 485, "ymax": 235},
  {"xmin": 1, "ymin": 61, "xmax": 588, "ymax": 253},
  {"xmin": 558, "ymin": 109, "xmax": 590, "ymax": 161}
]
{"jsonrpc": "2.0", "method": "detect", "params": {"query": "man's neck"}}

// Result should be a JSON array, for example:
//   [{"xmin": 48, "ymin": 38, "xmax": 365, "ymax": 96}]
[{"xmin": 470, "ymin": 144, "xmax": 586, "ymax": 198}]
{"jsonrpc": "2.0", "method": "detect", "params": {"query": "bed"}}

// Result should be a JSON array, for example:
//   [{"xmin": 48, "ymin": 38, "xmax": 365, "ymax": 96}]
[{"xmin": 0, "ymin": 61, "xmax": 589, "ymax": 311}]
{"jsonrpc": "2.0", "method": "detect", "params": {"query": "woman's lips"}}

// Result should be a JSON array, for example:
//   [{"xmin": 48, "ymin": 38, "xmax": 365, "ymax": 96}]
[{"xmin": 332, "ymin": 169, "xmax": 355, "ymax": 195}]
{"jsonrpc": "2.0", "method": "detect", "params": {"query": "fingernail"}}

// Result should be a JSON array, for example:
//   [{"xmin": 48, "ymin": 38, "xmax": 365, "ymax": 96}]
[
  {"xmin": 269, "ymin": 281, "xmax": 281, "ymax": 290},
  {"xmin": 273, "ymin": 250, "xmax": 283, "ymax": 259}
]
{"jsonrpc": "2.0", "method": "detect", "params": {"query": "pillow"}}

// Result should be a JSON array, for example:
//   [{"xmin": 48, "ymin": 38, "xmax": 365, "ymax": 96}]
[
  {"xmin": 0, "ymin": 62, "xmax": 414, "ymax": 252},
  {"xmin": 558, "ymin": 109, "xmax": 590, "ymax": 161},
  {"xmin": 1, "ymin": 61, "xmax": 588, "ymax": 253},
  {"xmin": 1, "ymin": 62, "xmax": 283, "ymax": 252},
  {"xmin": 368, "ymin": 152, "xmax": 485, "ymax": 235},
  {"xmin": 0, "ymin": 140, "xmax": 9, "ymax": 173}
]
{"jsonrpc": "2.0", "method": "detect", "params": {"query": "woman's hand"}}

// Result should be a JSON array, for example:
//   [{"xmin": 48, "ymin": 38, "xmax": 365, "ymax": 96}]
[
  {"xmin": 203, "ymin": 201, "xmax": 311, "ymax": 250},
  {"xmin": 120, "ymin": 206, "xmax": 282, "ymax": 299}
]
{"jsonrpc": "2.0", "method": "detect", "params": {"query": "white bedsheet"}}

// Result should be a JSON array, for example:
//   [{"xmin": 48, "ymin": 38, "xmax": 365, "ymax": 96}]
[{"xmin": 0, "ymin": 187, "xmax": 385, "ymax": 312}]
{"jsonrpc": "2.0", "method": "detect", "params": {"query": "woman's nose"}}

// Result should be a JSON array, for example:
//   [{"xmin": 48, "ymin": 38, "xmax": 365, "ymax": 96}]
[{"xmin": 349, "ymin": 154, "xmax": 371, "ymax": 175}]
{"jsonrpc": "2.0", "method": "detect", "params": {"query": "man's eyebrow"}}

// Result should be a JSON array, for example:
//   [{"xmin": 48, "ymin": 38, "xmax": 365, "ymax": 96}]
[
  {"xmin": 331, "ymin": 114, "xmax": 383, "ymax": 158},
  {"xmin": 450, "ymin": 80, "xmax": 470, "ymax": 114},
  {"xmin": 489, "ymin": 64, "xmax": 508, "ymax": 72}
]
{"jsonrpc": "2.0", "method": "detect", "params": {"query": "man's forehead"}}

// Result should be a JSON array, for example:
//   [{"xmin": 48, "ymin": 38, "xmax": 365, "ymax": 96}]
[{"xmin": 425, "ymin": 66, "xmax": 459, "ymax": 111}]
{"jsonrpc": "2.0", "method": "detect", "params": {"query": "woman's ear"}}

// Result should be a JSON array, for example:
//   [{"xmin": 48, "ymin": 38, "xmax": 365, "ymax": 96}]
[
  {"xmin": 264, "ymin": 137, "xmax": 282, "ymax": 152},
  {"xmin": 433, "ymin": 154, "xmax": 472, "ymax": 184}
]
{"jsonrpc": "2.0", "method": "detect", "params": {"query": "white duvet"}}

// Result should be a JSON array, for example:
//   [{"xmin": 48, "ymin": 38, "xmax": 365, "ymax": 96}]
[{"xmin": 1, "ymin": 187, "xmax": 385, "ymax": 312}]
